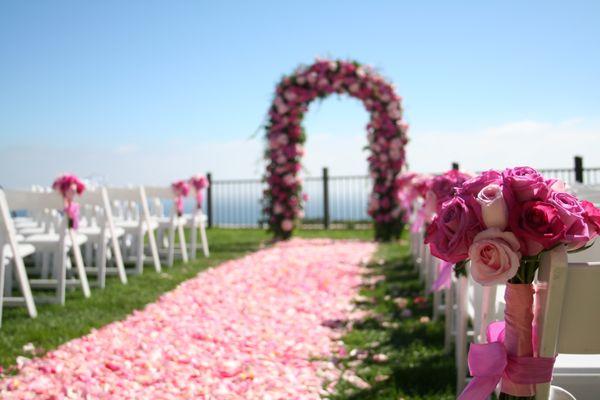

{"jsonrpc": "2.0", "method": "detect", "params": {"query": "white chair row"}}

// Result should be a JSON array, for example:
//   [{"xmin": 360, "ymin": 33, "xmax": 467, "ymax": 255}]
[{"xmin": 0, "ymin": 185, "xmax": 210, "ymax": 327}]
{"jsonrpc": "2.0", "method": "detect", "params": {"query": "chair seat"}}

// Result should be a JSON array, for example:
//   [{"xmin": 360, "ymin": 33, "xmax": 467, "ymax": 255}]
[
  {"xmin": 14, "ymin": 220, "xmax": 40, "ymax": 230},
  {"xmin": 115, "ymin": 219, "xmax": 159, "ymax": 232},
  {"xmin": 551, "ymin": 354, "xmax": 600, "ymax": 399},
  {"xmin": 18, "ymin": 226, "xmax": 46, "ymax": 236},
  {"xmin": 184, "ymin": 213, "xmax": 207, "ymax": 226},
  {"xmin": 78, "ymin": 226, "xmax": 125, "ymax": 239},
  {"xmin": 24, "ymin": 232, "xmax": 87, "ymax": 248},
  {"xmin": 554, "ymin": 354, "xmax": 600, "ymax": 374},
  {"xmin": 156, "ymin": 216, "xmax": 188, "ymax": 228},
  {"xmin": 2, "ymin": 243, "xmax": 36, "ymax": 259}
]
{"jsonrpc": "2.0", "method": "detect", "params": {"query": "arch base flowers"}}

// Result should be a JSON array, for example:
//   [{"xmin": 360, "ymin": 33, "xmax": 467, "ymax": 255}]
[{"xmin": 264, "ymin": 59, "xmax": 409, "ymax": 241}]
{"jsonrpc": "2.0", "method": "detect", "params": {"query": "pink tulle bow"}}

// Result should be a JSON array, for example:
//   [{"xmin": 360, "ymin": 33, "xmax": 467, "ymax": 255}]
[
  {"xmin": 431, "ymin": 260, "xmax": 453, "ymax": 292},
  {"xmin": 64, "ymin": 201, "xmax": 80, "ymax": 230},
  {"xmin": 458, "ymin": 321, "xmax": 555, "ymax": 400}
]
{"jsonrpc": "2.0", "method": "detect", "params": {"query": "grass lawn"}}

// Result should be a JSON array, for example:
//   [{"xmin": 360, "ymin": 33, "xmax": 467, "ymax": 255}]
[
  {"xmin": 328, "ymin": 240, "xmax": 455, "ymax": 399},
  {"xmin": 0, "ymin": 228, "xmax": 373, "ymax": 370}
]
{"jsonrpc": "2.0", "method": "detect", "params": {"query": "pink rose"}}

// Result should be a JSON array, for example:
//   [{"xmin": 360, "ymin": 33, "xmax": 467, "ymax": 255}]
[
  {"xmin": 548, "ymin": 191, "xmax": 589, "ymax": 244},
  {"xmin": 509, "ymin": 200, "xmax": 566, "ymax": 255},
  {"xmin": 459, "ymin": 170, "xmax": 502, "ymax": 196},
  {"xmin": 281, "ymin": 219, "xmax": 294, "ymax": 232},
  {"xmin": 425, "ymin": 196, "xmax": 481, "ymax": 263},
  {"xmin": 582, "ymin": 200, "xmax": 600, "ymax": 240},
  {"xmin": 502, "ymin": 166, "xmax": 549, "ymax": 205},
  {"xmin": 468, "ymin": 228, "xmax": 521, "ymax": 285},
  {"xmin": 477, "ymin": 184, "xmax": 508, "ymax": 230}
]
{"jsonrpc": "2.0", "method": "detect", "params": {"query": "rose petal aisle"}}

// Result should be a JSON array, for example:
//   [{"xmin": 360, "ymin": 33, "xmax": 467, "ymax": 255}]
[{"xmin": 0, "ymin": 239, "xmax": 376, "ymax": 400}]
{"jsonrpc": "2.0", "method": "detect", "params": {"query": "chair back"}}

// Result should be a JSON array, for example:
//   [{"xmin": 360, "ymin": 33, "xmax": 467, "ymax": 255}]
[
  {"xmin": 535, "ymin": 246, "xmax": 600, "ymax": 399},
  {"xmin": 4, "ymin": 190, "xmax": 63, "ymax": 213}
]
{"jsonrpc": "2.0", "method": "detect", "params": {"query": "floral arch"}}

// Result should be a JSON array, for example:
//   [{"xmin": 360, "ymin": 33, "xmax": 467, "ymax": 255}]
[{"xmin": 263, "ymin": 59, "xmax": 409, "ymax": 241}]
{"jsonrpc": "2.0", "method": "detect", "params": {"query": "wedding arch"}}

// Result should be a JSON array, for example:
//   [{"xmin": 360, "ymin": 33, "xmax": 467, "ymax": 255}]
[{"xmin": 263, "ymin": 59, "xmax": 409, "ymax": 241}]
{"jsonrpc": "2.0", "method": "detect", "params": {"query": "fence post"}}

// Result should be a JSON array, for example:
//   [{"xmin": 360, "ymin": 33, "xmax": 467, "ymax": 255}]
[
  {"xmin": 574, "ymin": 156, "xmax": 584, "ymax": 184},
  {"xmin": 322, "ymin": 167, "xmax": 330, "ymax": 229},
  {"xmin": 452, "ymin": 162, "xmax": 459, "ymax": 170},
  {"xmin": 206, "ymin": 172, "xmax": 213, "ymax": 228}
]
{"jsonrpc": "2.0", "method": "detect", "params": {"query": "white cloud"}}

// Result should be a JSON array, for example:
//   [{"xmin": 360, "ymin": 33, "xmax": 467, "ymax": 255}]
[
  {"xmin": 1, "ymin": 119, "xmax": 598, "ymax": 188},
  {"xmin": 406, "ymin": 119, "xmax": 600, "ymax": 173}
]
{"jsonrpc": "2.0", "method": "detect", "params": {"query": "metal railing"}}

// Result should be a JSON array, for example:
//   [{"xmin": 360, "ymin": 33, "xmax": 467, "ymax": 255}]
[{"xmin": 205, "ymin": 156, "xmax": 600, "ymax": 228}]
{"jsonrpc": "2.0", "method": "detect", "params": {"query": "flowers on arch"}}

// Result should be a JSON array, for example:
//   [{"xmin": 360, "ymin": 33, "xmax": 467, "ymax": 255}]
[{"xmin": 264, "ymin": 59, "xmax": 408, "ymax": 239}]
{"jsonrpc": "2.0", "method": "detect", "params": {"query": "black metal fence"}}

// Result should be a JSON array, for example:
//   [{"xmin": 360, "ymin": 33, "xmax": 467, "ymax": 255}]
[{"xmin": 205, "ymin": 156, "xmax": 600, "ymax": 229}]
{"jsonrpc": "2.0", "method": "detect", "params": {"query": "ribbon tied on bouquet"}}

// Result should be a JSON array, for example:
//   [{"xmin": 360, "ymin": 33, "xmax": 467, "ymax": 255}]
[
  {"xmin": 458, "ymin": 321, "xmax": 556, "ymax": 400},
  {"xmin": 189, "ymin": 174, "xmax": 209, "ymax": 210}
]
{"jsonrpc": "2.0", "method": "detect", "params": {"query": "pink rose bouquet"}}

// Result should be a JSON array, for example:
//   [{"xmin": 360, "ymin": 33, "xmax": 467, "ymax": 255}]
[
  {"xmin": 171, "ymin": 180, "xmax": 190, "ymax": 217},
  {"xmin": 428, "ymin": 166, "xmax": 600, "ymax": 399},
  {"xmin": 189, "ymin": 174, "xmax": 210, "ymax": 209},
  {"xmin": 52, "ymin": 174, "xmax": 86, "ymax": 229}
]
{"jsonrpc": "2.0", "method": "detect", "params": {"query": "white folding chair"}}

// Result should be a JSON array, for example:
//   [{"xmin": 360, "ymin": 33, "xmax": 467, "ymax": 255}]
[
  {"xmin": 0, "ymin": 189, "xmax": 37, "ymax": 327},
  {"xmin": 4, "ymin": 190, "xmax": 91, "ymax": 305},
  {"xmin": 107, "ymin": 187, "xmax": 161, "ymax": 274},
  {"xmin": 78, "ymin": 188, "xmax": 127, "ymax": 288},
  {"xmin": 186, "ymin": 209, "xmax": 209, "ymax": 259},
  {"xmin": 144, "ymin": 186, "xmax": 189, "ymax": 267},
  {"xmin": 536, "ymin": 246, "xmax": 600, "ymax": 399},
  {"xmin": 454, "ymin": 264, "xmax": 506, "ymax": 394}
]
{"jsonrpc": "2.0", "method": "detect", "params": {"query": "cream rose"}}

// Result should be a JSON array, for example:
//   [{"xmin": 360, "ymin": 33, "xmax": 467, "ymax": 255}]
[{"xmin": 468, "ymin": 228, "xmax": 521, "ymax": 285}]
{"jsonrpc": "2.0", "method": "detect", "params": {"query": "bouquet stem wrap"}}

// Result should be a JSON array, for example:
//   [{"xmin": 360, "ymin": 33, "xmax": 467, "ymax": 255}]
[{"xmin": 500, "ymin": 283, "xmax": 535, "ymax": 399}]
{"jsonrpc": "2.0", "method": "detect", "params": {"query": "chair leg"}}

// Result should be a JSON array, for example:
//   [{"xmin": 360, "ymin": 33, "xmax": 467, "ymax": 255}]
[
  {"xmin": 177, "ymin": 223, "xmax": 188, "ymax": 263},
  {"xmin": 11, "ymin": 257, "xmax": 37, "ymax": 318},
  {"xmin": 455, "ymin": 276, "xmax": 469, "ymax": 395},
  {"xmin": 0, "ymin": 261, "xmax": 5, "ymax": 328},
  {"xmin": 199, "ymin": 217, "xmax": 210, "ymax": 257},
  {"xmin": 433, "ymin": 289, "xmax": 441, "ymax": 322},
  {"xmin": 167, "ymin": 223, "xmax": 176, "ymax": 267},
  {"xmin": 70, "ymin": 231, "xmax": 91, "ymax": 298},
  {"xmin": 110, "ymin": 233, "xmax": 127, "ymax": 284},
  {"xmin": 3, "ymin": 259, "xmax": 12, "ymax": 297},
  {"xmin": 189, "ymin": 221, "xmax": 198, "ymax": 260},
  {"xmin": 135, "ymin": 230, "xmax": 144, "ymax": 275},
  {"xmin": 55, "ymin": 248, "xmax": 67, "ymax": 305},
  {"xmin": 97, "ymin": 239, "xmax": 107, "ymax": 289},
  {"xmin": 444, "ymin": 285, "xmax": 454, "ymax": 353},
  {"xmin": 147, "ymin": 227, "xmax": 161, "ymax": 273}
]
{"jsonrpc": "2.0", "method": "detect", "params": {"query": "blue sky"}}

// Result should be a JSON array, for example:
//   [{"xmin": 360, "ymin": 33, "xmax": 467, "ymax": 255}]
[{"xmin": 1, "ymin": 1, "xmax": 599, "ymax": 186}]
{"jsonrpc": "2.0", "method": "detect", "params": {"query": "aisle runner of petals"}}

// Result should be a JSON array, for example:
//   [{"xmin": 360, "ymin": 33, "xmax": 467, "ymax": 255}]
[{"xmin": 1, "ymin": 239, "xmax": 376, "ymax": 399}]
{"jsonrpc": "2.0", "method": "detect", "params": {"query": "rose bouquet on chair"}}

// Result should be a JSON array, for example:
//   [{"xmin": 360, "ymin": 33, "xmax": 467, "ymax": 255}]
[
  {"xmin": 425, "ymin": 167, "xmax": 600, "ymax": 400},
  {"xmin": 52, "ymin": 174, "xmax": 86, "ymax": 229},
  {"xmin": 171, "ymin": 180, "xmax": 190, "ymax": 217},
  {"xmin": 189, "ymin": 174, "xmax": 209, "ymax": 210}
]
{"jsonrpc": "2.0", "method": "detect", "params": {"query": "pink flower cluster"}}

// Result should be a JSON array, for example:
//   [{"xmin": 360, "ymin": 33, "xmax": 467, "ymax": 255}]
[
  {"xmin": 403, "ymin": 169, "xmax": 472, "ymax": 232},
  {"xmin": 171, "ymin": 180, "xmax": 191, "ymax": 216},
  {"xmin": 425, "ymin": 167, "xmax": 600, "ymax": 285},
  {"xmin": 52, "ymin": 174, "xmax": 86, "ymax": 230},
  {"xmin": 189, "ymin": 174, "xmax": 210, "ymax": 209},
  {"xmin": 0, "ymin": 239, "xmax": 376, "ymax": 399},
  {"xmin": 264, "ymin": 59, "xmax": 408, "ymax": 239},
  {"xmin": 51, "ymin": 174, "xmax": 85, "ymax": 201}
]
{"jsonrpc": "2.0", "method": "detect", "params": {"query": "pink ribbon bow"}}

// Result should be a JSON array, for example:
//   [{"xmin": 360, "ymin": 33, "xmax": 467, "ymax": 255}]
[
  {"xmin": 431, "ymin": 260, "xmax": 452, "ymax": 292},
  {"xmin": 458, "ymin": 321, "xmax": 555, "ymax": 400}
]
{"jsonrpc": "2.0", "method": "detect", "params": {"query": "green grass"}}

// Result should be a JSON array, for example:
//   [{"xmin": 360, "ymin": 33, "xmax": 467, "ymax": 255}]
[
  {"xmin": 328, "ymin": 239, "xmax": 456, "ymax": 399},
  {"xmin": 0, "ymin": 228, "xmax": 372, "ymax": 370}
]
